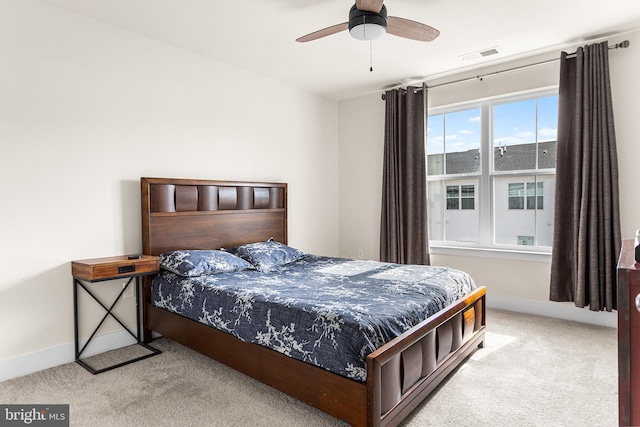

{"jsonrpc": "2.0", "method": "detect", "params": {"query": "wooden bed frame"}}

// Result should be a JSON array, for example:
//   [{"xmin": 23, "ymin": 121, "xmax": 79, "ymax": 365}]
[{"xmin": 140, "ymin": 177, "xmax": 486, "ymax": 427}]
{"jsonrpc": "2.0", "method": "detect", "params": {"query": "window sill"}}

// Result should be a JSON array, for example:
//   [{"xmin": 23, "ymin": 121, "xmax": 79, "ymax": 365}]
[{"xmin": 429, "ymin": 244, "xmax": 552, "ymax": 263}]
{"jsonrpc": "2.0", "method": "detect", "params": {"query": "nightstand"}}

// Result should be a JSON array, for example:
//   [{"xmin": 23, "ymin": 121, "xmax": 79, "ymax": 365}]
[{"xmin": 71, "ymin": 255, "xmax": 162, "ymax": 374}]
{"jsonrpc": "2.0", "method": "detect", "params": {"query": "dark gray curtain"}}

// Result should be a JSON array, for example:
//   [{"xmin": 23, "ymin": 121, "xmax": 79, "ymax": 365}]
[
  {"xmin": 380, "ymin": 86, "xmax": 430, "ymax": 265},
  {"xmin": 550, "ymin": 41, "xmax": 621, "ymax": 312}
]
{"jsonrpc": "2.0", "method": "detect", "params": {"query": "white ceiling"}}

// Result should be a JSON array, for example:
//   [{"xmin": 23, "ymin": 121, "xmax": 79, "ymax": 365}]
[{"xmin": 39, "ymin": 0, "xmax": 640, "ymax": 100}]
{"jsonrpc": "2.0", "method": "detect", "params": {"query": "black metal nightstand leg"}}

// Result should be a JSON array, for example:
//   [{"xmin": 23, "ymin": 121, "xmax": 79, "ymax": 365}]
[{"xmin": 73, "ymin": 276, "xmax": 161, "ymax": 374}]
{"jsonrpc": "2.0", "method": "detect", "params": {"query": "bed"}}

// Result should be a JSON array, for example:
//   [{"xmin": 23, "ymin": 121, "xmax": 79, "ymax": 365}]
[{"xmin": 140, "ymin": 177, "xmax": 486, "ymax": 427}]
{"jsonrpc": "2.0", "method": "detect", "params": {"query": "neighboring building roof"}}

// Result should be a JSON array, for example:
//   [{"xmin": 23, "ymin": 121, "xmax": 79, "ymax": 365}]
[{"xmin": 427, "ymin": 141, "xmax": 557, "ymax": 175}]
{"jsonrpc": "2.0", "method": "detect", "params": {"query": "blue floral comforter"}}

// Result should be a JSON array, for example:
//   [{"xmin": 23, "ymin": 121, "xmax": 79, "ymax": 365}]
[{"xmin": 151, "ymin": 255, "xmax": 476, "ymax": 382}]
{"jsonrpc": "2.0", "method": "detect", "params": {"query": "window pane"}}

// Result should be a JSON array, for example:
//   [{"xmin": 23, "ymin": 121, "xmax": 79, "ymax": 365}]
[
  {"xmin": 443, "ymin": 179, "xmax": 478, "ymax": 242},
  {"xmin": 446, "ymin": 186, "xmax": 459, "ymax": 198},
  {"xmin": 538, "ymin": 142, "xmax": 556, "ymax": 169},
  {"xmin": 444, "ymin": 109, "xmax": 481, "ymax": 174},
  {"xmin": 509, "ymin": 183, "xmax": 524, "ymax": 196},
  {"xmin": 526, "ymin": 196, "xmax": 536, "ymax": 210},
  {"xmin": 446, "ymin": 186, "xmax": 460, "ymax": 209},
  {"xmin": 538, "ymin": 96, "xmax": 558, "ymax": 169},
  {"xmin": 428, "ymin": 181, "xmax": 444, "ymax": 240},
  {"xmin": 461, "ymin": 198, "xmax": 475, "ymax": 210},
  {"xmin": 509, "ymin": 197, "xmax": 524, "ymax": 210},
  {"xmin": 429, "ymin": 179, "xmax": 478, "ymax": 242},
  {"xmin": 428, "ymin": 109, "xmax": 480, "ymax": 175},
  {"xmin": 493, "ymin": 99, "xmax": 536, "ymax": 171},
  {"xmin": 524, "ymin": 182, "xmax": 544, "ymax": 209},
  {"xmin": 427, "ymin": 114, "xmax": 444, "ymax": 175},
  {"xmin": 508, "ymin": 183, "xmax": 524, "ymax": 209},
  {"xmin": 537, "ymin": 182, "xmax": 544, "ymax": 209},
  {"xmin": 461, "ymin": 185, "xmax": 475, "ymax": 197},
  {"xmin": 494, "ymin": 176, "xmax": 554, "ymax": 246},
  {"xmin": 526, "ymin": 182, "xmax": 536, "ymax": 209},
  {"xmin": 461, "ymin": 185, "xmax": 474, "ymax": 210},
  {"xmin": 518, "ymin": 236, "xmax": 534, "ymax": 245}
]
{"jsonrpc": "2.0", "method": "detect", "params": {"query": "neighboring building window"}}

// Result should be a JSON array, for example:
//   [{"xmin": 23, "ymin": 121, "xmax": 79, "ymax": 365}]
[
  {"xmin": 508, "ymin": 182, "xmax": 543, "ymax": 210},
  {"xmin": 461, "ymin": 185, "xmax": 475, "ymax": 210},
  {"xmin": 427, "ymin": 90, "xmax": 557, "ymax": 250},
  {"xmin": 518, "ymin": 236, "xmax": 535, "ymax": 246},
  {"xmin": 446, "ymin": 185, "xmax": 475, "ymax": 210},
  {"xmin": 446, "ymin": 185, "xmax": 460, "ymax": 210},
  {"xmin": 508, "ymin": 183, "xmax": 526, "ymax": 209}
]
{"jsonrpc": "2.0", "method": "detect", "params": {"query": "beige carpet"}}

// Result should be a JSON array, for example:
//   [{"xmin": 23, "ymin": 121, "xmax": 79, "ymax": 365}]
[{"xmin": 0, "ymin": 309, "xmax": 617, "ymax": 426}]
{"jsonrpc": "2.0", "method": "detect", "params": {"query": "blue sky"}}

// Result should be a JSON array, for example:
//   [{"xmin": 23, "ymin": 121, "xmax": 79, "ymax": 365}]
[{"xmin": 427, "ymin": 95, "xmax": 558, "ymax": 155}]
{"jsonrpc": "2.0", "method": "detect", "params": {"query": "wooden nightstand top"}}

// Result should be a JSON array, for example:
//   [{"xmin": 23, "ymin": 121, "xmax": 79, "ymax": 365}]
[{"xmin": 71, "ymin": 255, "xmax": 159, "ymax": 282}]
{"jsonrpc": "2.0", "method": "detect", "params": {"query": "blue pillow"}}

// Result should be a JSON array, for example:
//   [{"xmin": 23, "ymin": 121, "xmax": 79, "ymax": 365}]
[
  {"xmin": 159, "ymin": 250, "xmax": 254, "ymax": 276},
  {"xmin": 234, "ymin": 238, "xmax": 305, "ymax": 272}
]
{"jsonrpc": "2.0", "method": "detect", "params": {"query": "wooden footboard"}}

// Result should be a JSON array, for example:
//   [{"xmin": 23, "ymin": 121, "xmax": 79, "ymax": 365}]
[
  {"xmin": 142, "ymin": 282, "xmax": 485, "ymax": 427},
  {"xmin": 367, "ymin": 286, "xmax": 486, "ymax": 427}
]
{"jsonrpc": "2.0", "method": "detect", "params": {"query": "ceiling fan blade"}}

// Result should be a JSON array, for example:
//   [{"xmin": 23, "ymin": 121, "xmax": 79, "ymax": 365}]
[
  {"xmin": 386, "ymin": 16, "xmax": 440, "ymax": 42},
  {"xmin": 296, "ymin": 22, "xmax": 349, "ymax": 42},
  {"xmin": 355, "ymin": 0, "xmax": 384, "ymax": 13}
]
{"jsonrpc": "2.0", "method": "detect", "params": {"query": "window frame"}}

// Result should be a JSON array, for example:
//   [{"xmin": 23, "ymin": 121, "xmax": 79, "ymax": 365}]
[{"xmin": 427, "ymin": 87, "xmax": 557, "ymax": 259}]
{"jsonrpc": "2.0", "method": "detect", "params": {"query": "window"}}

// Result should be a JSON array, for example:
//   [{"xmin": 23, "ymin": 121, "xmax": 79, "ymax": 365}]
[
  {"xmin": 427, "ymin": 89, "xmax": 557, "ymax": 251},
  {"xmin": 518, "ymin": 236, "xmax": 534, "ymax": 246},
  {"xmin": 508, "ymin": 182, "xmax": 543, "ymax": 210},
  {"xmin": 446, "ymin": 185, "xmax": 475, "ymax": 210},
  {"xmin": 446, "ymin": 186, "xmax": 460, "ymax": 209},
  {"xmin": 527, "ymin": 182, "xmax": 544, "ymax": 210},
  {"xmin": 508, "ymin": 183, "xmax": 526, "ymax": 209}
]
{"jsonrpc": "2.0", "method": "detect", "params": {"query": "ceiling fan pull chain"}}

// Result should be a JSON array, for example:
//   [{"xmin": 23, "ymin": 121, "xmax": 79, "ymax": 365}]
[{"xmin": 370, "ymin": 40, "xmax": 373, "ymax": 72}]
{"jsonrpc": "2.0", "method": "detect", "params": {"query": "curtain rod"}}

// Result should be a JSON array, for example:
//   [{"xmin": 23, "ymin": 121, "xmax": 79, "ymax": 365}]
[{"xmin": 382, "ymin": 39, "xmax": 630, "ymax": 98}]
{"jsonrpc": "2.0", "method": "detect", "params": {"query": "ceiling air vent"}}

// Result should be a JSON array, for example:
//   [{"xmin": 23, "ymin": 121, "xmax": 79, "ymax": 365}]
[{"xmin": 459, "ymin": 47, "xmax": 501, "ymax": 61}]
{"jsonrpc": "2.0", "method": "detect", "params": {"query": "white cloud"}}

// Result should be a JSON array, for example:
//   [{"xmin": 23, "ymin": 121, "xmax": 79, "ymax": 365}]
[
  {"xmin": 539, "ymin": 127, "xmax": 557, "ymax": 140},
  {"xmin": 515, "ymin": 131, "xmax": 535, "ymax": 138}
]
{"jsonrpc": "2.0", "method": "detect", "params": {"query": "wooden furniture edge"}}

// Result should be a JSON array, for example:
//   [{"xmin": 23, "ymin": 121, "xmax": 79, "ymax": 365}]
[
  {"xmin": 367, "ymin": 287, "xmax": 486, "ymax": 426},
  {"xmin": 618, "ymin": 239, "xmax": 635, "ymax": 425}
]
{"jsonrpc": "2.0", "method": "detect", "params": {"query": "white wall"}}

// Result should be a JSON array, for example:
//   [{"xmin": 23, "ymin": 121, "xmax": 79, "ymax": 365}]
[
  {"xmin": 337, "ymin": 94, "xmax": 385, "ymax": 260},
  {"xmin": 0, "ymin": 0, "xmax": 340, "ymax": 378},
  {"xmin": 338, "ymin": 29, "xmax": 640, "ymax": 327}
]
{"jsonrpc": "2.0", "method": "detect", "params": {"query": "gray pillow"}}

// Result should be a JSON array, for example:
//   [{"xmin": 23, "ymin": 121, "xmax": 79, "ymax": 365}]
[{"xmin": 160, "ymin": 250, "xmax": 254, "ymax": 276}]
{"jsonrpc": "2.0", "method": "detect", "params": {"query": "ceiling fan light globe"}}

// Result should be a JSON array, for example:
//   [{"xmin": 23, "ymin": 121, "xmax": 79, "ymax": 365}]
[
  {"xmin": 349, "ymin": 23, "xmax": 386, "ymax": 40},
  {"xmin": 348, "ymin": 4, "xmax": 387, "ymax": 41}
]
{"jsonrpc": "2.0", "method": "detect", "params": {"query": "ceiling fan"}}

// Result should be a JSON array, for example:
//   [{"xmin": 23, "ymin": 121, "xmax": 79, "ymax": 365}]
[{"xmin": 296, "ymin": 0, "xmax": 440, "ymax": 43}]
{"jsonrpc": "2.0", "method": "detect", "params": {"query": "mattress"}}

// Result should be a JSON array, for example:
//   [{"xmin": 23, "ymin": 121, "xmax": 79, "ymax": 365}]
[{"xmin": 151, "ymin": 255, "xmax": 477, "ymax": 382}]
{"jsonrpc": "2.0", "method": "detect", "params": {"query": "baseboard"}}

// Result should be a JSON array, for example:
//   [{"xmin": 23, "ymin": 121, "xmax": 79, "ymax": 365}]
[
  {"xmin": 0, "ymin": 328, "xmax": 141, "ymax": 383},
  {"xmin": 486, "ymin": 294, "xmax": 617, "ymax": 328}
]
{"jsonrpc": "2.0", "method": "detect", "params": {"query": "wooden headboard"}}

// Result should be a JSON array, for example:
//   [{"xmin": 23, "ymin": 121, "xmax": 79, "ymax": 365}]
[{"xmin": 141, "ymin": 177, "xmax": 288, "ymax": 256}]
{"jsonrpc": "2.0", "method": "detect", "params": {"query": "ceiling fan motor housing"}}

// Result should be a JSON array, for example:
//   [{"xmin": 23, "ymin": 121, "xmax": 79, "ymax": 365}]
[{"xmin": 348, "ymin": 4, "xmax": 387, "ymax": 40}]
